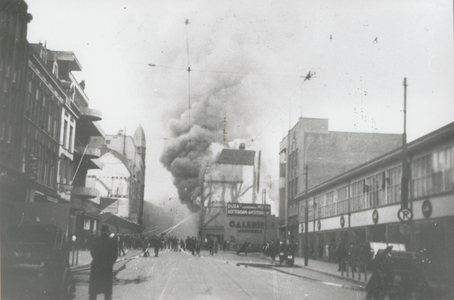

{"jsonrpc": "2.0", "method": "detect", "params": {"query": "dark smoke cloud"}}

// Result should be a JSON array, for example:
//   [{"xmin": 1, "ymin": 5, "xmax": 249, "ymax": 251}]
[
  {"xmin": 159, "ymin": 70, "xmax": 257, "ymax": 211},
  {"xmin": 160, "ymin": 124, "xmax": 217, "ymax": 212}
]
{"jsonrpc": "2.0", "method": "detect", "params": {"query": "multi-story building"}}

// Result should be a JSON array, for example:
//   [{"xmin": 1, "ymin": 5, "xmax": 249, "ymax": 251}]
[
  {"xmin": 279, "ymin": 117, "xmax": 402, "ymax": 242},
  {"xmin": 0, "ymin": 0, "xmax": 33, "ymax": 230},
  {"xmin": 295, "ymin": 121, "xmax": 454, "ymax": 284},
  {"xmin": 201, "ymin": 144, "xmax": 278, "ymax": 248},
  {"xmin": 49, "ymin": 48, "xmax": 104, "ymax": 242},
  {"xmin": 1, "ymin": 1, "xmax": 106, "ymax": 264},
  {"xmin": 87, "ymin": 127, "xmax": 146, "ymax": 226}
]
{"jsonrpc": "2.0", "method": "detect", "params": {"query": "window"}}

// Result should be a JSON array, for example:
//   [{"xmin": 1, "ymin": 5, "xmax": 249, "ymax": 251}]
[
  {"xmin": 337, "ymin": 185, "xmax": 348, "ymax": 215},
  {"xmin": 387, "ymin": 166, "xmax": 401, "ymax": 204},
  {"xmin": 365, "ymin": 173, "xmax": 385, "ymax": 208},
  {"xmin": 350, "ymin": 180, "xmax": 364, "ymax": 212},
  {"xmin": 325, "ymin": 191, "xmax": 334, "ymax": 217},
  {"xmin": 63, "ymin": 120, "xmax": 68, "ymax": 148},
  {"xmin": 84, "ymin": 219, "xmax": 90, "ymax": 230},
  {"xmin": 412, "ymin": 145, "xmax": 454, "ymax": 198},
  {"xmin": 68, "ymin": 126, "xmax": 73, "ymax": 152}
]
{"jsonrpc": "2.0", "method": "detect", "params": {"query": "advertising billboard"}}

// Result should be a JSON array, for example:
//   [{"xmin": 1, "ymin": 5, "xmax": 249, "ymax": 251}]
[{"xmin": 226, "ymin": 203, "xmax": 271, "ymax": 216}]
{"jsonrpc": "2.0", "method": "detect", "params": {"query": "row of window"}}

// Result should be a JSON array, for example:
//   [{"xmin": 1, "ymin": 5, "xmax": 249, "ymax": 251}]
[
  {"xmin": 22, "ymin": 139, "xmax": 59, "ymax": 189},
  {"xmin": 25, "ymin": 71, "xmax": 62, "ymax": 141},
  {"xmin": 303, "ymin": 143, "xmax": 454, "ymax": 220}
]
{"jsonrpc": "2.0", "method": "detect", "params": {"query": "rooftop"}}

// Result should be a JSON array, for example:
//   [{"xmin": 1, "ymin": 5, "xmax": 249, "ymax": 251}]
[{"xmin": 217, "ymin": 149, "xmax": 255, "ymax": 165}]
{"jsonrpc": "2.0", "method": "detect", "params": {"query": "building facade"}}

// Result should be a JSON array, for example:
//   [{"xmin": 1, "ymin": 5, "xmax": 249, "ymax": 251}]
[
  {"xmin": 279, "ymin": 117, "xmax": 402, "ymax": 242},
  {"xmin": 87, "ymin": 127, "xmax": 146, "ymax": 225},
  {"xmin": 295, "ymin": 121, "xmax": 454, "ymax": 284},
  {"xmin": 0, "ymin": 0, "xmax": 33, "ymax": 232},
  {"xmin": 202, "ymin": 145, "xmax": 278, "ymax": 248}
]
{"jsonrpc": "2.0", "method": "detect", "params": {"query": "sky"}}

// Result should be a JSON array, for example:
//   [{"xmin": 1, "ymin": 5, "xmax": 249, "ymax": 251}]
[{"xmin": 26, "ymin": 0, "xmax": 454, "ymax": 217}]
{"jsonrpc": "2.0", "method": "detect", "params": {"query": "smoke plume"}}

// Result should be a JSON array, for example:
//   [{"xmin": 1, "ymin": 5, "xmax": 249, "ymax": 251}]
[
  {"xmin": 159, "ymin": 74, "xmax": 250, "ymax": 211},
  {"xmin": 159, "ymin": 10, "xmax": 298, "ymax": 212}
]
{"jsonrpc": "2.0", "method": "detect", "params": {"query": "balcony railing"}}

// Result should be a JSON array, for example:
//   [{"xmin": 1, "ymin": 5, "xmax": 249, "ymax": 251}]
[{"xmin": 79, "ymin": 107, "xmax": 102, "ymax": 122}]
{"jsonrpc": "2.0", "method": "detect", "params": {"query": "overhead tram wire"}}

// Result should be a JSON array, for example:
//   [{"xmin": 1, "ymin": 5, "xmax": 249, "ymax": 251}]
[{"xmin": 148, "ymin": 63, "xmax": 305, "ymax": 79}]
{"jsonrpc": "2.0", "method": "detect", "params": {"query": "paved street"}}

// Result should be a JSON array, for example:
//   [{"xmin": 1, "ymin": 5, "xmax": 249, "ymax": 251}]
[{"xmin": 72, "ymin": 250, "xmax": 365, "ymax": 300}]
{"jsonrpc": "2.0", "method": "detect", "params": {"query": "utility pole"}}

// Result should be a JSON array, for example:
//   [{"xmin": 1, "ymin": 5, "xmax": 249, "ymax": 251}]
[
  {"xmin": 401, "ymin": 78, "xmax": 409, "ymax": 209},
  {"xmin": 263, "ymin": 189, "xmax": 267, "ymax": 244},
  {"xmin": 304, "ymin": 164, "xmax": 309, "ymax": 266}
]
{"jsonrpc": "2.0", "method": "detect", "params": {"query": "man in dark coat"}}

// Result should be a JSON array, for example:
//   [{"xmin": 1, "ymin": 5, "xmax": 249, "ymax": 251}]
[
  {"xmin": 208, "ymin": 236, "xmax": 214, "ymax": 256},
  {"xmin": 337, "ymin": 241, "xmax": 346, "ymax": 271},
  {"xmin": 153, "ymin": 235, "xmax": 161, "ymax": 257},
  {"xmin": 89, "ymin": 225, "xmax": 118, "ymax": 300}
]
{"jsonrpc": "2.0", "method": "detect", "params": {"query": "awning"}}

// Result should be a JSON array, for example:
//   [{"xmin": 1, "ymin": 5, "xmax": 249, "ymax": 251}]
[{"xmin": 101, "ymin": 214, "xmax": 142, "ymax": 233}]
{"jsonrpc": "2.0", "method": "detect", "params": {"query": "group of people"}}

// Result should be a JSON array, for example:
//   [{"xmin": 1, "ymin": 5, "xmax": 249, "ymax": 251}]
[
  {"xmin": 141, "ymin": 235, "xmax": 165, "ymax": 257},
  {"xmin": 183, "ymin": 236, "xmax": 202, "ymax": 255},
  {"xmin": 336, "ymin": 241, "xmax": 374, "ymax": 272},
  {"xmin": 262, "ymin": 239, "xmax": 296, "ymax": 260},
  {"xmin": 207, "ymin": 236, "xmax": 220, "ymax": 256}
]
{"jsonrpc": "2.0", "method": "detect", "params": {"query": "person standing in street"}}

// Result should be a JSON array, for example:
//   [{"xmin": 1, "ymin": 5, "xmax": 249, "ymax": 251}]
[
  {"xmin": 142, "ymin": 238, "xmax": 150, "ymax": 257},
  {"xmin": 117, "ymin": 235, "xmax": 126, "ymax": 256},
  {"xmin": 196, "ymin": 236, "xmax": 202, "ymax": 255},
  {"xmin": 208, "ymin": 236, "xmax": 214, "ymax": 256},
  {"xmin": 337, "ymin": 241, "xmax": 346, "ymax": 271},
  {"xmin": 89, "ymin": 224, "xmax": 118, "ymax": 300}
]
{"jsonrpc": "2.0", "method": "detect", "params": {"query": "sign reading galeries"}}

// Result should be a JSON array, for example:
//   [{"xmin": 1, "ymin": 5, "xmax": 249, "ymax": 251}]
[{"xmin": 226, "ymin": 203, "xmax": 271, "ymax": 216}]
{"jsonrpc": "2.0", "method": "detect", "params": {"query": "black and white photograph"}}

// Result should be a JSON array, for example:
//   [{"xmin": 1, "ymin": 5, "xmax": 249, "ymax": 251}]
[{"xmin": 1, "ymin": 0, "xmax": 453, "ymax": 299}]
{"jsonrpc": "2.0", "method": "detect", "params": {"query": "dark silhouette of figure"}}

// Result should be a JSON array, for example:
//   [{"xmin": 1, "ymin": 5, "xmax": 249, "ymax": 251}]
[
  {"xmin": 117, "ymin": 235, "xmax": 126, "ymax": 256},
  {"xmin": 337, "ymin": 241, "xmax": 347, "ymax": 271},
  {"xmin": 89, "ymin": 225, "xmax": 118, "ymax": 300},
  {"xmin": 208, "ymin": 236, "xmax": 214, "ymax": 256}
]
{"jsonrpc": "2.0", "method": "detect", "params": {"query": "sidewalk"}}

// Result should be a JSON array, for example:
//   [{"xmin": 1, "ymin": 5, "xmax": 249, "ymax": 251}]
[
  {"xmin": 253, "ymin": 253, "xmax": 453, "ymax": 299},
  {"xmin": 261, "ymin": 254, "xmax": 371, "ymax": 285}
]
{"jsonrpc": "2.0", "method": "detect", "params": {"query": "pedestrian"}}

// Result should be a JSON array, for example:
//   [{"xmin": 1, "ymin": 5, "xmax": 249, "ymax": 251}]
[
  {"xmin": 191, "ymin": 237, "xmax": 196, "ymax": 255},
  {"xmin": 208, "ymin": 236, "xmax": 214, "ymax": 256},
  {"xmin": 196, "ymin": 236, "xmax": 202, "ymax": 255},
  {"xmin": 180, "ymin": 238, "xmax": 185, "ymax": 251},
  {"xmin": 142, "ymin": 238, "xmax": 150, "ymax": 257},
  {"xmin": 337, "ymin": 241, "xmax": 346, "ymax": 271},
  {"xmin": 117, "ymin": 235, "xmax": 126, "ymax": 256},
  {"xmin": 214, "ymin": 238, "xmax": 219, "ymax": 254},
  {"xmin": 153, "ymin": 235, "xmax": 161, "ymax": 257},
  {"xmin": 88, "ymin": 225, "xmax": 118, "ymax": 300},
  {"xmin": 270, "ymin": 240, "xmax": 277, "ymax": 261},
  {"xmin": 349, "ymin": 242, "xmax": 359, "ymax": 272}
]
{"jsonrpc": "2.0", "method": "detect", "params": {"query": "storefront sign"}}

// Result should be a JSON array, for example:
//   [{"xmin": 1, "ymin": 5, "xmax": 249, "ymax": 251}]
[
  {"xmin": 422, "ymin": 200, "xmax": 432, "ymax": 218},
  {"xmin": 229, "ymin": 220, "xmax": 265, "ymax": 234},
  {"xmin": 340, "ymin": 215, "xmax": 345, "ymax": 228},
  {"xmin": 227, "ymin": 203, "xmax": 271, "ymax": 216},
  {"xmin": 372, "ymin": 209, "xmax": 379, "ymax": 224}
]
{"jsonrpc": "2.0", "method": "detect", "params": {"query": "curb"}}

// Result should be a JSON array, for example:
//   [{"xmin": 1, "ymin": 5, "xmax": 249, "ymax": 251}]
[
  {"xmin": 235, "ymin": 261, "xmax": 365, "ymax": 292},
  {"xmin": 251, "ymin": 254, "xmax": 368, "ymax": 288}
]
